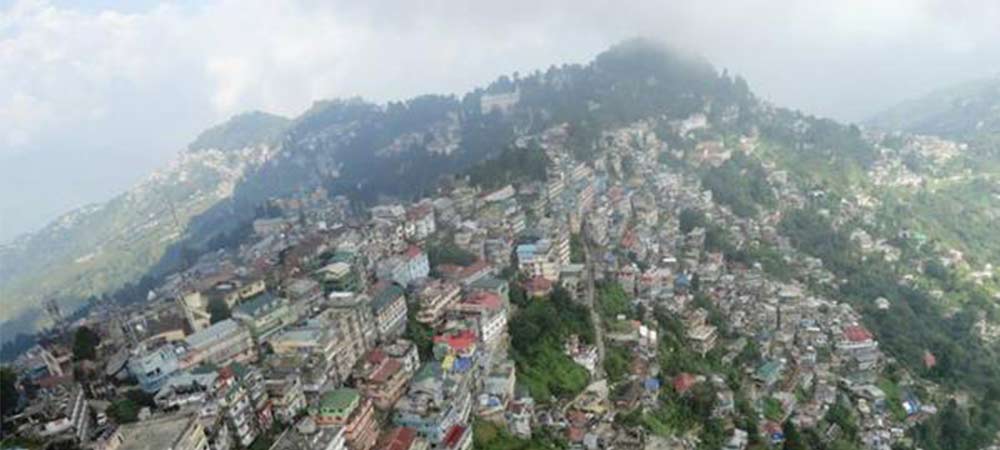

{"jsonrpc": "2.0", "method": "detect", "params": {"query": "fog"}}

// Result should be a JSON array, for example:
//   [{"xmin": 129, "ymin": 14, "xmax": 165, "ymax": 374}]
[{"xmin": 2, "ymin": 0, "xmax": 999, "ymax": 241}]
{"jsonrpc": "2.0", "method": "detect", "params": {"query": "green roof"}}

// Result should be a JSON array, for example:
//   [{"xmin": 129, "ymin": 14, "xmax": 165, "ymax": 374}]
[
  {"xmin": 330, "ymin": 251, "xmax": 355, "ymax": 263},
  {"xmin": 469, "ymin": 276, "xmax": 506, "ymax": 290},
  {"xmin": 413, "ymin": 363, "xmax": 440, "ymax": 383},
  {"xmin": 230, "ymin": 362, "xmax": 251, "ymax": 379},
  {"xmin": 235, "ymin": 292, "xmax": 283, "ymax": 317},
  {"xmin": 756, "ymin": 361, "xmax": 782, "ymax": 381},
  {"xmin": 321, "ymin": 388, "xmax": 359, "ymax": 410}
]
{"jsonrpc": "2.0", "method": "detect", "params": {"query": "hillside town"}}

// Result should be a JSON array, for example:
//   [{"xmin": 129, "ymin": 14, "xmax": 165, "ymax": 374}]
[{"xmin": 1, "ymin": 115, "xmax": 985, "ymax": 450}]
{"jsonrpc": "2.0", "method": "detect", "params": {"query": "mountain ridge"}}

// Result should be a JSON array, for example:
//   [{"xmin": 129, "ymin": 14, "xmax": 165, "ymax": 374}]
[
  {"xmin": 0, "ymin": 38, "xmax": 896, "ymax": 337},
  {"xmin": 866, "ymin": 74, "xmax": 1000, "ymax": 140},
  {"xmin": 3, "ymin": 38, "xmax": 746, "ymax": 335}
]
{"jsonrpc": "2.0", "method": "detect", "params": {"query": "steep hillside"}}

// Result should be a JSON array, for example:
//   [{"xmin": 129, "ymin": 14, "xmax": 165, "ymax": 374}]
[
  {"xmin": 187, "ymin": 111, "xmax": 290, "ymax": 152},
  {"xmin": 866, "ymin": 77, "xmax": 1000, "ymax": 266},
  {"xmin": 3, "ymin": 37, "xmax": 999, "ymax": 448},
  {"xmin": 2, "ymin": 39, "xmax": 753, "ymax": 335},
  {"xmin": 0, "ymin": 144, "xmax": 275, "ymax": 334}
]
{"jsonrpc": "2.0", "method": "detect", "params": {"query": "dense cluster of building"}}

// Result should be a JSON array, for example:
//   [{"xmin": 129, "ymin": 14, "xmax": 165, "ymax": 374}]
[{"xmin": 3, "ymin": 113, "xmax": 967, "ymax": 450}]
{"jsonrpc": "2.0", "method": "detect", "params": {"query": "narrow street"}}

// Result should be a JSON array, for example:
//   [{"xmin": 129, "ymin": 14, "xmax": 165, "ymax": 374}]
[{"xmin": 582, "ymin": 225, "xmax": 607, "ymax": 381}]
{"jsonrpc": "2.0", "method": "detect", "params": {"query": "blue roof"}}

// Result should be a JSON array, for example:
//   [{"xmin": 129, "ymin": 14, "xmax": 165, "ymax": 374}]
[{"xmin": 452, "ymin": 357, "xmax": 473, "ymax": 373}]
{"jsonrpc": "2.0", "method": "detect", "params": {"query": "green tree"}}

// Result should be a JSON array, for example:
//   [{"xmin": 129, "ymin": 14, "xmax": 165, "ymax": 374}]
[
  {"xmin": 570, "ymin": 233, "xmax": 586, "ymax": 263},
  {"xmin": 783, "ymin": 419, "xmax": 807, "ymax": 450},
  {"xmin": 679, "ymin": 208, "xmax": 706, "ymax": 234},
  {"xmin": 1, "ymin": 367, "xmax": 19, "ymax": 420},
  {"xmin": 107, "ymin": 398, "xmax": 139, "ymax": 424},
  {"xmin": 510, "ymin": 285, "xmax": 594, "ymax": 401},
  {"xmin": 604, "ymin": 345, "xmax": 631, "ymax": 383},
  {"xmin": 404, "ymin": 307, "xmax": 435, "ymax": 361},
  {"xmin": 597, "ymin": 281, "xmax": 631, "ymax": 320},
  {"xmin": 72, "ymin": 326, "xmax": 101, "ymax": 361},
  {"xmin": 208, "ymin": 297, "xmax": 232, "ymax": 324}
]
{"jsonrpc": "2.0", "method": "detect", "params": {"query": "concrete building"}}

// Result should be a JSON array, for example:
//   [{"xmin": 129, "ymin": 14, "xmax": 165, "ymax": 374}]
[
  {"xmin": 127, "ymin": 344, "xmax": 184, "ymax": 393},
  {"xmin": 270, "ymin": 418, "xmax": 346, "ymax": 450},
  {"xmin": 371, "ymin": 282, "xmax": 408, "ymax": 342},
  {"xmin": 35, "ymin": 385, "xmax": 91, "ymax": 444},
  {"xmin": 327, "ymin": 293, "xmax": 378, "ymax": 357},
  {"xmin": 394, "ymin": 364, "xmax": 475, "ymax": 446},
  {"xmin": 16, "ymin": 344, "xmax": 65, "ymax": 381},
  {"xmin": 154, "ymin": 370, "xmax": 218, "ymax": 410},
  {"xmin": 312, "ymin": 389, "xmax": 379, "ymax": 450},
  {"xmin": 216, "ymin": 364, "xmax": 271, "ymax": 449},
  {"xmin": 377, "ymin": 246, "xmax": 430, "ymax": 287},
  {"xmin": 516, "ymin": 239, "xmax": 561, "ymax": 281},
  {"xmin": 406, "ymin": 203, "xmax": 437, "ymax": 241},
  {"xmin": 232, "ymin": 292, "xmax": 294, "ymax": 341},
  {"xmin": 265, "ymin": 374, "xmax": 307, "ymax": 425},
  {"xmin": 355, "ymin": 349, "xmax": 414, "ymax": 410},
  {"xmin": 183, "ymin": 319, "xmax": 256, "ymax": 367},
  {"xmin": 480, "ymin": 89, "xmax": 520, "ymax": 115},
  {"xmin": 684, "ymin": 308, "xmax": 718, "ymax": 356},
  {"xmin": 838, "ymin": 325, "xmax": 880, "ymax": 385},
  {"xmin": 448, "ymin": 291, "xmax": 508, "ymax": 350},
  {"xmin": 416, "ymin": 280, "xmax": 461, "ymax": 325},
  {"xmin": 377, "ymin": 427, "xmax": 429, "ymax": 450},
  {"xmin": 114, "ymin": 413, "xmax": 208, "ymax": 450}
]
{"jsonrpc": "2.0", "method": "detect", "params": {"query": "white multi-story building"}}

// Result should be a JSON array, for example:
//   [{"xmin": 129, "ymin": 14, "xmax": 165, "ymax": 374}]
[
  {"xmin": 516, "ymin": 240, "xmax": 561, "ymax": 282},
  {"xmin": 183, "ymin": 319, "xmax": 256, "ymax": 367},
  {"xmin": 448, "ymin": 291, "xmax": 508, "ymax": 349}
]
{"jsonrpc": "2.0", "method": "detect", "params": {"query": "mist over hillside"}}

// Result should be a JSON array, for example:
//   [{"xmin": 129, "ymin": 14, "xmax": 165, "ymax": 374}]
[{"xmin": 2, "ymin": 36, "xmax": 1000, "ymax": 450}]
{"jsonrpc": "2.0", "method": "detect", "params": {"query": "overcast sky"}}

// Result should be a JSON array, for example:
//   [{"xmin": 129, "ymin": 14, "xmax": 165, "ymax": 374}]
[{"xmin": 2, "ymin": 0, "xmax": 999, "ymax": 242}]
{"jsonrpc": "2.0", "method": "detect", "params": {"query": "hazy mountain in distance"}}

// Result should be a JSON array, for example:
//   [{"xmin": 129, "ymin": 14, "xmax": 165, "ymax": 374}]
[
  {"xmin": 187, "ymin": 111, "xmax": 290, "ymax": 152},
  {"xmin": 867, "ymin": 75, "xmax": 1000, "ymax": 140}
]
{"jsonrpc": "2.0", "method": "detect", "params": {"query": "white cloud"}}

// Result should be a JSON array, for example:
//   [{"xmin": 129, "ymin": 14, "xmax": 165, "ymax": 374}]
[
  {"xmin": 1, "ymin": 0, "xmax": 999, "ymax": 239},
  {"xmin": 2, "ymin": 0, "xmax": 999, "ymax": 155}
]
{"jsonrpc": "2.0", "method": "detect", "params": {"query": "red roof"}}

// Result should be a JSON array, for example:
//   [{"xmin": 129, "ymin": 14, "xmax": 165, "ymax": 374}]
[
  {"xmin": 673, "ymin": 373, "xmax": 698, "ymax": 394},
  {"xmin": 404, "ymin": 245, "xmax": 424, "ymax": 259},
  {"xmin": 461, "ymin": 291, "xmax": 503, "ymax": 311},
  {"xmin": 437, "ymin": 261, "xmax": 490, "ymax": 281},
  {"xmin": 621, "ymin": 230, "xmax": 637, "ymax": 249},
  {"xmin": 217, "ymin": 365, "xmax": 236, "ymax": 381},
  {"xmin": 923, "ymin": 351, "xmax": 937, "ymax": 369},
  {"xmin": 367, "ymin": 349, "xmax": 387, "ymax": 365},
  {"xmin": 524, "ymin": 276, "xmax": 553, "ymax": 294},
  {"xmin": 442, "ymin": 425, "xmax": 466, "ymax": 449},
  {"xmin": 566, "ymin": 426, "xmax": 585, "ymax": 443},
  {"xmin": 369, "ymin": 359, "xmax": 402, "ymax": 384},
  {"xmin": 380, "ymin": 427, "xmax": 418, "ymax": 450},
  {"xmin": 433, "ymin": 329, "xmax": 478, "ymax": 351},
  {"xmin": 843, "ymin": 325, "xmax": 874, "ymax": 343},
  {"xmin": 460, "ymin": 260, "xmax": 490, "ymax": 278},
  {"xmin": 763, "ymin": 421, "xmax": 783, "ymax": 434}
]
